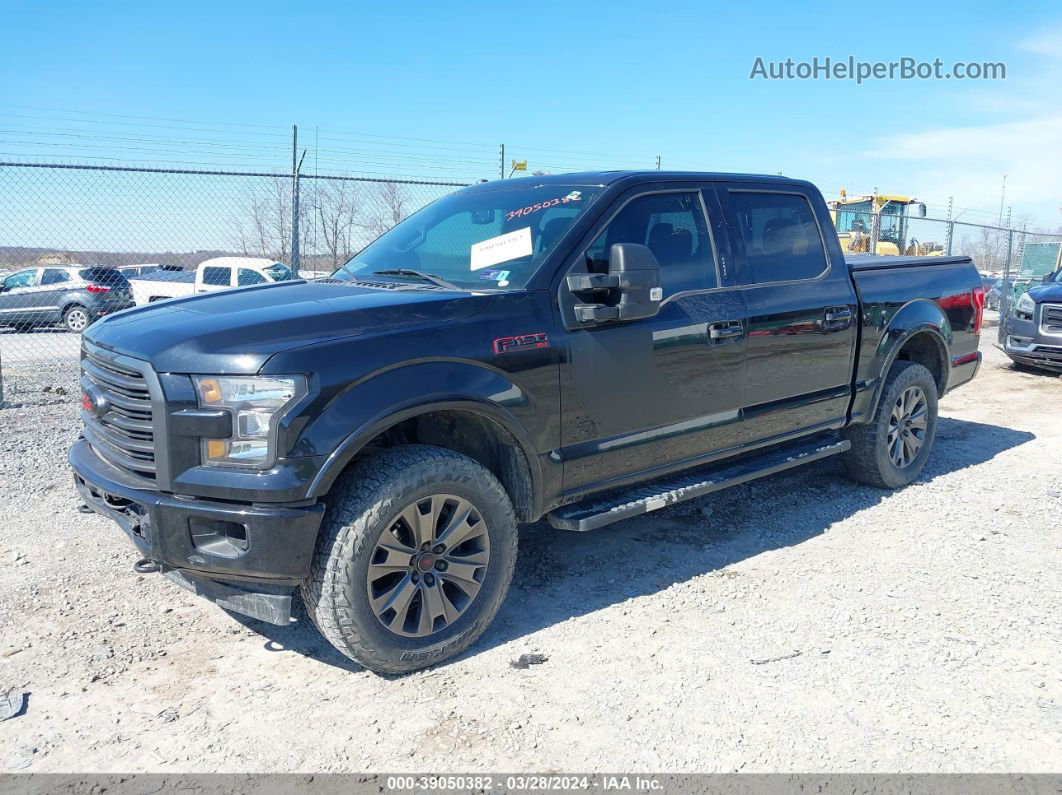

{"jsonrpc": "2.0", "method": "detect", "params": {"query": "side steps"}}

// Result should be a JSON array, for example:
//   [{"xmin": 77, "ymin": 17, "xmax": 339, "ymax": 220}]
[{"xmin": 547, "ymin": 435, "xmax": 850, "ymax": 532}]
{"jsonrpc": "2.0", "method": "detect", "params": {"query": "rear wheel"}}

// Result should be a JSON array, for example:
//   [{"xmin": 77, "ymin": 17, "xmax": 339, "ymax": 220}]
[
  {"xmin": 301, "ymin": 445, "xmax": 517, "ymax": 674},
  {"xmin": 843, "ymin": 360, "xmax": 938, "ymax": 489},
  {"xmin": 63, "ymin": 305, "xmax": 90, "ymax": 333}
]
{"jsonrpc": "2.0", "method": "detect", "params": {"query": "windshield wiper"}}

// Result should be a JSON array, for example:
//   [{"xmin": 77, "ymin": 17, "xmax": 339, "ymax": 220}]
[{"xmin": 371, "ymin": 269, "xmax": 461, "ymax": 290}]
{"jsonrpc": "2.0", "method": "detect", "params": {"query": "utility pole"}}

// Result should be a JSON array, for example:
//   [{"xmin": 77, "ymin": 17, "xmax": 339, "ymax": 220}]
[
  {"xmin": 291, "ymin": 125, "xmax": 306, "ymax": 277},
  {"xmin": 499, "ymin": 144, "xmax": 505, "ymax": 180},
  {"xmin": 655, "ymin": 155, "xmax": 661, "ymax": 170},
  {"xmin": 998, "ymin": 175, "xmax": 1007, "ymax": 227},
  {"xmin": 945, "ymin": 196, "xmax": 954, "ymax": 256}
]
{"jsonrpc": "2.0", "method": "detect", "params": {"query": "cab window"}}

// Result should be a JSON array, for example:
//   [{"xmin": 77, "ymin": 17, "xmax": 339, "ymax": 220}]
[
  {"xmin": 729, "ymin": 192, "xmax": 828, "ymax": 284},
  {"xmin": 584, "ymin": 192, "xmax": 717, "ymax": 296},
  {"xmin": 201, "ymin": 266, "xmax": 231, "ymax": 286},
  {"xmin": 237, "ymin": 269, "xmax": 268, "ymax": 286}
]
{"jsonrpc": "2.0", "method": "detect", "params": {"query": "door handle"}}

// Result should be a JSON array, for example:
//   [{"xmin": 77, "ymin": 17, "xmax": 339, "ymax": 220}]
[
  {"xmin": 823, "ymin": 307, "xmax": 853, "ymax": 330},
  {"xmin": 708, "ymin": 321, "xmax": 744, "ymax": 342}
]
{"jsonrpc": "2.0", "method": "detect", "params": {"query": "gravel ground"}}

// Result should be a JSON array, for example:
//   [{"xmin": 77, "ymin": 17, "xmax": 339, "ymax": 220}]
[{"xmin": 0, "ymin": 336, "xmax": 1059, "ymax": 773}]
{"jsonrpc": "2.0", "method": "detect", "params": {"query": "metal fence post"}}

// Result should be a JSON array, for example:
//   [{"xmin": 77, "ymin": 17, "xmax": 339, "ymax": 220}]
[
  {"xmin": 291, "ymin": 125, "xmax": 301, "ymax": 277},
  {"xmin": 869, "ymin": 188, "xmax": 880, "ymax": 255}
]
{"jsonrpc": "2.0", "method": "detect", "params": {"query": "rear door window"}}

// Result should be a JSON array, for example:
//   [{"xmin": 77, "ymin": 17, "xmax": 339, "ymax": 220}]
[
  {"xmin": 728, "ymin": 192, "xmax": 828, "ymax": 284},
  {"xmin": 41, "ymin": 269, "xmax": 71, "ymax": 285},
  {"xmin": 201, "ymin": 266, "xmax": 232, "ymax": 286}
]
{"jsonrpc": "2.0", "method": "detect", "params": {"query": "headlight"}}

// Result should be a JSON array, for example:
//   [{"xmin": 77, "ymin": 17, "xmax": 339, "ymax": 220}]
[
  {"xmin": 192, "ymin": 375, "xmax": 306, "ymax": 468},
  {"xmin": 1016, "ymin": 291, "xmax": 1035, "ymax": 316}
]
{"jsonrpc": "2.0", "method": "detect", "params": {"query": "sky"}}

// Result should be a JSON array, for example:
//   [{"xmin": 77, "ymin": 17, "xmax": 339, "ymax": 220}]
[{"xmin": 2, "ymin": 0, "xmax": 1061, "ymax": 237}]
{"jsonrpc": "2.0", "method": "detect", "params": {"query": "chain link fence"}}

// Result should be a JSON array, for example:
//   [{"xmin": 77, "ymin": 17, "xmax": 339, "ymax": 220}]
[
  {"xmin": 2, "ymin": 164, "xmax": 1061, "ymax": 401},
  {"xmin": 0, "ymin": 162, "xmax": 465, "ymax": 401}
]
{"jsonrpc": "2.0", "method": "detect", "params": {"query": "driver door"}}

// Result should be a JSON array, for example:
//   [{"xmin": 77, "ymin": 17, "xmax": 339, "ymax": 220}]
[
  {"xmin": 0, "ymin": 268, "xmax": 45, "ymax": 327},
  {"xmin": 556, "ymin": 184, "xmax": 748, "ymax": 497}
]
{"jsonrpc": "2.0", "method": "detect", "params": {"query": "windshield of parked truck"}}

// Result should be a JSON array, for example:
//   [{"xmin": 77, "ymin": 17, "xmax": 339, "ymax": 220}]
[{"xmin": 332, "ymin": 184, "xmax": 602, "ymax": 289}]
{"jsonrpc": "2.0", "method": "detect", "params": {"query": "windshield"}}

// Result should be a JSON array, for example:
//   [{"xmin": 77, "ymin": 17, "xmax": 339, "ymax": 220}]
[{"xmin": 332, "ymin": 184, "xmax": 602, "ymax": 289}]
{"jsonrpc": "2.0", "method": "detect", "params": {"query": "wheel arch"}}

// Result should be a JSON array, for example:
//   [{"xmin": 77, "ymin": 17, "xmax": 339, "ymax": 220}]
[
  {"xmin": 864, "ymin": 299, "xmax": 951, "ymax": 421},
  {"xmin": 307, "ymin": 398, "xmax": 541, "ymax": 523}
]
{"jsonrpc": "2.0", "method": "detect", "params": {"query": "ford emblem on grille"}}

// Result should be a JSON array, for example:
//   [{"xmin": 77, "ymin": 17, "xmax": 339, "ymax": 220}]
[{"xmin": 81, "ymin": 386, "xmax": 109, "ymax": 418}]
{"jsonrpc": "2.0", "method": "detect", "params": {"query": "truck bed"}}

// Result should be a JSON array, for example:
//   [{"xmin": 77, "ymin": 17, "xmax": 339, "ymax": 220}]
[{"xmin": 846, "ymin": 254, "xmax": 974, "ymax": 271}]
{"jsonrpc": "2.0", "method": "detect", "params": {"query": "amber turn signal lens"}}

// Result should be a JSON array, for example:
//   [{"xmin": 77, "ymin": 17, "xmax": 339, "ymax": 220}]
[
  {"xmin": 198, "ymin": 377, "xmax": 222, "ymax": 404},
  {"xmin": 205, "ymin": 439, "xmax": 229, "ymax": 460}
]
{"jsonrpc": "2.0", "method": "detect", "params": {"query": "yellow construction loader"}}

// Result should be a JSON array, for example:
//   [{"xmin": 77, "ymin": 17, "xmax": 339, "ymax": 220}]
[{"xmin": 828, "ymin": 191, "xmax": 945, "ymax": 256}]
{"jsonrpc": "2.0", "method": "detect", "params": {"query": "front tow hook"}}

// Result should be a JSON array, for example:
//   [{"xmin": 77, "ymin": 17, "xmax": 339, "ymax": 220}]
[{"xmin": 133, "ymin": 558, "xmax": 161, "ymax": 575}]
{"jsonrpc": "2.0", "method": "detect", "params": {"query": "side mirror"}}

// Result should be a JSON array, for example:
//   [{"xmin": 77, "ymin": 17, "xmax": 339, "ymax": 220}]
[{"xmin": 567, "ymin": 243, "xmax": 662, "ymax": 324}]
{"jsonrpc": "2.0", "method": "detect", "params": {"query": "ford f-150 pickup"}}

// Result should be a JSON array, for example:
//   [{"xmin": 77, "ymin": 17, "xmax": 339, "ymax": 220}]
[{"xmin": 70, "ymin": 171, "xmax": 984, "ymax": 673}]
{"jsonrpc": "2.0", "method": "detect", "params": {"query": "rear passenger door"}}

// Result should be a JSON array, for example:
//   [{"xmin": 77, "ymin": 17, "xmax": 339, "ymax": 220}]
[
  {"xmin": 557, "ymin": 184, "xmax": 748, "ymax": 494},
  {"xmin": 39, "ymin": 268, "xmax": 74, "ymax": 323},
  {"xmin": 719, "ymin": 185, "xmax": 858, "ymax": 442}
]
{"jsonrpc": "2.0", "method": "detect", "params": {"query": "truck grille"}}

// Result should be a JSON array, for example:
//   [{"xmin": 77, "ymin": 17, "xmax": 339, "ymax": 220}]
[
  {"xmin": 80, "ymin": 347, "xmax": 157, "ymax": 481},
  {"xmin": 1041, "ymin": 303, "xmax": 1062, "ymax": 335}
]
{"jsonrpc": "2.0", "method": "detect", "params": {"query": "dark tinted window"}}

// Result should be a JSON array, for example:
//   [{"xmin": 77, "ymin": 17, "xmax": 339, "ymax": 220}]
[
  {"xmin": 729, "ymin": 192, "xmax": 828, "ymax": 283},
  {"xmin": 41, "ymin": 269, "xmax": 71, "ymax": 285},
  {"xmin": 585, "ymin": 192, "xmax": 716, "ymax": 296},
  {"xmin": 201, "ymin": 266, "xmax": 231, "ymax": 286},
  {"xmin": 237, "ymin": 268, "xmax": 268, "ymax": 286},
  {"xmin": 78, "ymin": 268, "xmax": 129, "ymax": 286}
]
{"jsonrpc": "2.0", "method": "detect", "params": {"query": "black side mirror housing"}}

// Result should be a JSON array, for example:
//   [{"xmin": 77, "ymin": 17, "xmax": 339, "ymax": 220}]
[{"xmin": 567, "ymin": 243, "xmax": 662, "ymax": 324}]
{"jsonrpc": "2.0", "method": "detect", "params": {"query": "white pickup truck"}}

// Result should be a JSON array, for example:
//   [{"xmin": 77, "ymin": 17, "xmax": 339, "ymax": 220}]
[{"xmin": 129, "ymin": 257, "xmax": 294, "ymax": 306}]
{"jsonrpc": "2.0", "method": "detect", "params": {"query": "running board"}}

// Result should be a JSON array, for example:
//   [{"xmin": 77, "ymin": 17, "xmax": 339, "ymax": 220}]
[{"xmin": 547, "ymin": 436, "xmax": 850, "ymax": 532}]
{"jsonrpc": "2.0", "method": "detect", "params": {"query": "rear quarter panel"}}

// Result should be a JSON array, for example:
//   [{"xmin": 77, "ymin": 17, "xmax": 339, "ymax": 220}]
[{"xmin": 850, "ymin": 258, "xmax": 982, "ymax": 423}]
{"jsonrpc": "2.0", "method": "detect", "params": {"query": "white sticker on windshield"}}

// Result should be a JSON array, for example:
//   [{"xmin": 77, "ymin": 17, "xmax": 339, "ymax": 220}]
[{"xmin": 470, "ymin": 227, "xmax": 532, "ymax": 271}]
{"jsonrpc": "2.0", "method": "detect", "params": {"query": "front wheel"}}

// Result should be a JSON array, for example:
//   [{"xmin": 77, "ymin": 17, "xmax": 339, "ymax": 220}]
[
  {"xmin": 302, "ymin": 445, "xmax": 517, "ymax": 674},
  {"xmin": 843, "ymin": 360, "xmax": 939, "ymax": 489}
]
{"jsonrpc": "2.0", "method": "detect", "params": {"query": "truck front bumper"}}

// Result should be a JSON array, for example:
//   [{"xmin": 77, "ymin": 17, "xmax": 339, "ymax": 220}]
[{"xmin": 70, "ymin": 438, "xmax": 325, "ymax": 625}]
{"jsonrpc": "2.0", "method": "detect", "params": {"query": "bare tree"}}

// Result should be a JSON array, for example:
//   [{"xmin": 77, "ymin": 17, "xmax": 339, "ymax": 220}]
[
  {"xmin": 233, "ymin": 178, "xmax": 311, "ymax": 265},
  {"xmin": 361, "ymin": 182, "xmax": 409, "ymax": 240},
  {"xmin": 314, "ymin": 180, "xmax": 361, "ymax": 268},
  {"xmin": 962, "ymin": 225, "xmax": 1009, "ymax": 272}
]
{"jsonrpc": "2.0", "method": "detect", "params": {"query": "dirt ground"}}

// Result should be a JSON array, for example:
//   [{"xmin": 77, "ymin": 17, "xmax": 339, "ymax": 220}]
[{"xmin": 0, "ymin": 336, "xmax": 1059, "ymax": 772}]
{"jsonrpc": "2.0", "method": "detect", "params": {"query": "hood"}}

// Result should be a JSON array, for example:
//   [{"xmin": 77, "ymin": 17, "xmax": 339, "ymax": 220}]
[
  {"xmin": 85, "ymin": 280, "xmax": 492, "ymax": 373},
  {"xmin": 1028, "ymin": 281, "xmax": 1062, "ymax": 303}
]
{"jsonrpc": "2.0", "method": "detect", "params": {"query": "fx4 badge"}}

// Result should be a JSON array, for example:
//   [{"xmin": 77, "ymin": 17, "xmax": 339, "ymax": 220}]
[{"xmin": 493, "ymin": 332, "xmax": 549, "ymax": 355}]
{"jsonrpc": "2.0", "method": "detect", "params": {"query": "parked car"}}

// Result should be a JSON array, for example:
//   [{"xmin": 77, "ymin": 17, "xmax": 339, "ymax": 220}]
[
  {"xmin": 70, "ymin": 171, "xmax": 983, "ymax": 673},
  {"xmin": 999, "ymin": 268, "xmax": 1062, "ymax": 372},
  {"xmin": 129, "ymin": 257, "xmax": 294, "ymax": 305},
  {"xmin": 117, "ymin": 263, "xmax": 185, "ymax": 279},
  {"xmin": 0, "ymin": 265, "xmax": 134, "ymax": 332}
]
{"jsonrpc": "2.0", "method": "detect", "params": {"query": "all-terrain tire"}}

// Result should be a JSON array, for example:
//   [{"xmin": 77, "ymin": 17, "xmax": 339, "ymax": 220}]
[
  {"xmin": 842, "ymin": 360, "xmax": 939, "ymax": 489},
  {"xmin": 301, "ymin": 444, "xmax": 518, "ymax": 674}
]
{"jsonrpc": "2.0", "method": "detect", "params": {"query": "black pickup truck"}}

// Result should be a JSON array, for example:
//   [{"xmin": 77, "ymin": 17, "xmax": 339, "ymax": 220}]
[{"xmin": 70, "ymin": 171, "xmax": 984, "ymax": 673}]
